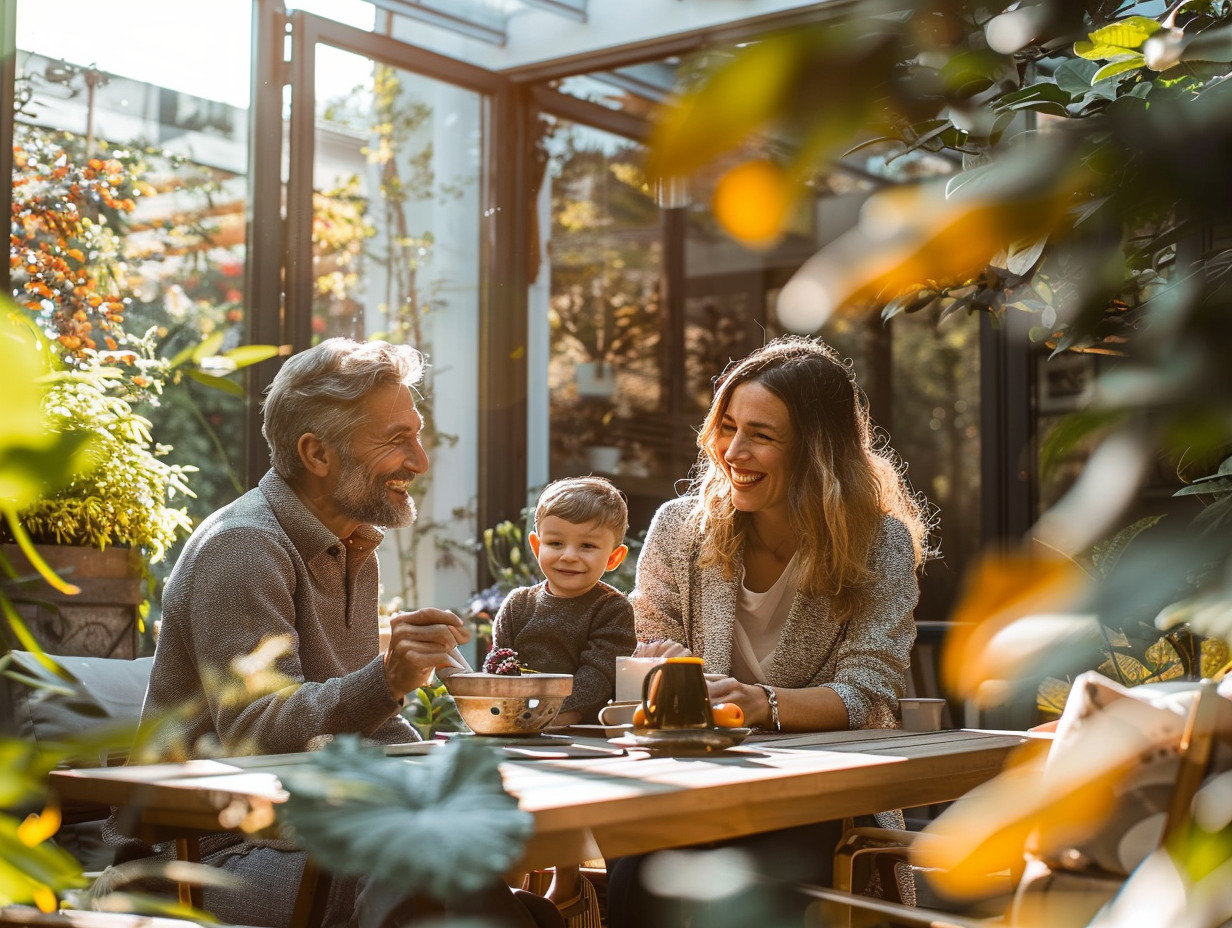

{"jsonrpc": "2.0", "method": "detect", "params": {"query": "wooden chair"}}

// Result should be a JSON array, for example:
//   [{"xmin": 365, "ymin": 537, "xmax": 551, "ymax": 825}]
[{"xmin": 806, "ymin": 678, "xmax": 1221, "ymax": 928}]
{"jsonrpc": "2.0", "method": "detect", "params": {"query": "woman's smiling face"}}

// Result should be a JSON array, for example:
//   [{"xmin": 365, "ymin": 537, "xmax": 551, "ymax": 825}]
[{"xmin": 715, "ymin": 380, "xmax": 796, "ymax": 516}]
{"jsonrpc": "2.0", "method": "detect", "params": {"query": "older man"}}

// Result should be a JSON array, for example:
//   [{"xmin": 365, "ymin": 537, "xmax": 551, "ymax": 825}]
[
  {"xmin": 141, "ymin": 337, "xmax": 463, "ymax": 759},
  {"xmin": 111, "ymin": 338, "xmax": 558, "ymax": 928}
]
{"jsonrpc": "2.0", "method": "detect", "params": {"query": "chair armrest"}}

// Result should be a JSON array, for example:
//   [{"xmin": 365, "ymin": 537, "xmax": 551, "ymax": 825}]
[{"xmin": 834, "ymin": 826, "xmax": 919, "ymax": 894}]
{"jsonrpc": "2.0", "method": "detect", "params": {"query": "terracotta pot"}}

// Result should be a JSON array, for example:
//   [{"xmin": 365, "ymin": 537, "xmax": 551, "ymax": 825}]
[{"xmin": 1, "ymin": 544, "xmax": 143, "ymax": 659}]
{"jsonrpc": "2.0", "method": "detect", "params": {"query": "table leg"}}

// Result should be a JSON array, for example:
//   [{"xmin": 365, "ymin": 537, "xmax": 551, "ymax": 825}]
[
  {"xmin": 174, "ymin": 837, "xmax": 203, "ymax": 910},
  {"xmin": 289, "ymin": 857, "xmax": 333, "ymax": 928}
]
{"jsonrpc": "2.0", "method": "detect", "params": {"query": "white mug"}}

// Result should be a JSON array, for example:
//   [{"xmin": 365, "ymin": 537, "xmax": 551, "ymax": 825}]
[
  {"xmin": 899, "ymin": 697, "xmax": 947, "ymax": 732},
  {"xmin": 597, "ymin": 701, "xmax": 639, "ymax": 726},
  {"xmin": 615, "ymin": 655, "xmax": 666, "ymax": 702}
]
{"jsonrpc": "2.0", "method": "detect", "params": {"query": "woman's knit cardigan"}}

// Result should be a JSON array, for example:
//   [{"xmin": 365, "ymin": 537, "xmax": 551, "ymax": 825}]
[{"xmin": 630, "ymin": 496, "xmax": 919, "ymax": 730}]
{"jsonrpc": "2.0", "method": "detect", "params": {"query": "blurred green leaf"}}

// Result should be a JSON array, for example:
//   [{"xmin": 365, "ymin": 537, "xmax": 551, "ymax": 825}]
[
  {"xmin": 1191, "ymin": 495, "xmax": 1232, "ymax": 535},
  {"xmin": 223, "ymin": 345, "xmax": 281, "ymax": 369},
  {"xmin": 279, "ymin": 737, "xmax": 532, "ymax": 902},
  {"xmin": 0, "ymin": 815, "xmax": 86, "ymax": 906},
  {"xmin": 185, "ymin": 370, "xmax": 244, "ymax": 396},
  {"xmin": 190, "ymin": 331, "xmax": 226, "ymax": 365},
  {"xmin": 0, "ymin": 434, "xmax": 97, "ymax": 512},
  {"xmin": 1087, "ymin": 515, "xmax": 1165, "ymax": 579},
  {"xmin": 0, "ymin": 324, "xmax": 50, "ymax": 446},
  {"xmin": 1039, "ymin": 406, "xmax": 1128, "ymax": 473}
]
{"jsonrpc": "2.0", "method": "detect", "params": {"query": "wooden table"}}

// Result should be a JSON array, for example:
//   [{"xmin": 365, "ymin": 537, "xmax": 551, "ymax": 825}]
[{"xmin": 51, "ymin": 728, "xmax": 1029, "ymax": 875}]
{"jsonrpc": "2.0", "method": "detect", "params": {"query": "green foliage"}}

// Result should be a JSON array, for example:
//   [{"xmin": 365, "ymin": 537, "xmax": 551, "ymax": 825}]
[
  {"xmin": 402, "ymin": 682, "xmax": 464, "ymax": 739},
  {"xmin": 654, "ymin": 0, "xmax": 1232, "ymax": 654},
  {"xmin": 278, "ymin": 736, "xmax": 532, "ymax": 909},
  {"xmin": 0, "ymin": 814, "xmax": 87, "ymax": 910},
  {"xmin": 482, "ymin": 517, "xmax": 542, "ymax": 594},
  {"xmin": 8, "ymin": 348, "xmax": 196, "ymax": 563},
  {"xmin": 0, "ymin": 319, "xmax": 96, "ymax": 520}
]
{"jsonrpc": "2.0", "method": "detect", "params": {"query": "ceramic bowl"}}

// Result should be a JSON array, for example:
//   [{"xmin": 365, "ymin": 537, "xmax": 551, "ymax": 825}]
[{"xmin": 444, "ymin": 672, "xmax": 574, "ymax": 736}]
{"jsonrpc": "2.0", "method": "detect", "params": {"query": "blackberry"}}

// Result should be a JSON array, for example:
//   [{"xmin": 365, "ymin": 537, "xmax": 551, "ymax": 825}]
[{"xmin": 483, "ymin": 647, "xmax": 522, "ymax": 676}]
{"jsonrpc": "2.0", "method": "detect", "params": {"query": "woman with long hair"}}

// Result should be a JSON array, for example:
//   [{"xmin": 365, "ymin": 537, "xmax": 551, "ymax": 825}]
[{"xmin": 607, "ymin": 335, "xmax": 933, "ymax": 927}]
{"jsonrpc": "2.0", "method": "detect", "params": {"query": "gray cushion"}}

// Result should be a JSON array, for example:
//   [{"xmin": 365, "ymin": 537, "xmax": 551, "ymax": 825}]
[
  {"xmin": 2, "ymin": 651, "xmax": 152, "ymax": 872},
  {"xmin": 3, "ymin": 651, "xmax": 152, "ymax": 761}
]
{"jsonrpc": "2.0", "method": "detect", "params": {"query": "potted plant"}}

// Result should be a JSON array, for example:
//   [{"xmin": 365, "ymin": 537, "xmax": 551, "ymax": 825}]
[{"xmin": 0, "ymin": 326, "xmax": 196, "ymax": 659}]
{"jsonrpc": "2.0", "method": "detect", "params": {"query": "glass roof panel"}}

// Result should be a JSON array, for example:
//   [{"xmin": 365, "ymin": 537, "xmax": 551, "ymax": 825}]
[
  {"xmin": 407, "ymin": 0, "xmax": 524, "ymax": 32},
  {"xmin": 287, "ymin": 0, "xmax": 377, "ymax": 29},
  {"xmin": 356, "ymin": 0, "xmax": 821, "ymax": 69},
  {"xmin": 553, "ymin": 62, "xmax": 675, "ymax": 118}
]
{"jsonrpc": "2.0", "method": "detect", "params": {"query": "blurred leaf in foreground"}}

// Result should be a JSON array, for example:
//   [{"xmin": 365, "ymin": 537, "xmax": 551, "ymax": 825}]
[
  {"xmin": 942, "ymin": 550, "xmax": 1096, "ymax": 700},
  {"xmin": 776, "ymin": 137, "xmax": 1089, "ymax": 333},
  {"xmin": 279, "ymin": 736, "xmax": 532, "ymax": 913},
  {"xmin": 0, "ymin": 312, "xmax": 97, "ymax": 514}
]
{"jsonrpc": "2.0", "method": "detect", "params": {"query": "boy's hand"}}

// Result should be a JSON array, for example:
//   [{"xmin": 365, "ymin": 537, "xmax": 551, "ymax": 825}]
[{"xmin": 384, "ymin": 608, "xmax": 471, "ymax": 701}]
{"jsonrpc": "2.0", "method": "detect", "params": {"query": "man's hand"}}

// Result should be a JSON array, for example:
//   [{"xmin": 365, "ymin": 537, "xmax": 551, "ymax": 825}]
[{"xmin": 383, "ymin": 608, "xmax": 471, "ymax": 701}]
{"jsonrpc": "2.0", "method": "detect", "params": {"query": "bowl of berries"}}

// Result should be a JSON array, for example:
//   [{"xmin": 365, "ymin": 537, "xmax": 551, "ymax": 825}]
[{"xmin": 443, "ymin": 648, "xmax": 574, "ymax": 735}]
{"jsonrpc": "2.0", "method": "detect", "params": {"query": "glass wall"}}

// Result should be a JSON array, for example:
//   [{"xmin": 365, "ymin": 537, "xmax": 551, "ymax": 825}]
[
  {"xmin": 10, "ymin": 1, "xmax": 488, "ymax": 633},
  {"xmin": 14, "ymin": 2, "xmax": 253, "ymax": 519},
  {"xmin": 306, "ymin": 41, "xmax": 485, "ymax": 615},
  {"xmin": 536, "ymin": 117, "xmax": 665, "ymax": 525},
  {"xmin": 12, "ymin": 2, "xmax": 254, "ymax": 646},
  {"xmin": 889, "ymin": 310, "xmax": 982, "ymax": 621}
]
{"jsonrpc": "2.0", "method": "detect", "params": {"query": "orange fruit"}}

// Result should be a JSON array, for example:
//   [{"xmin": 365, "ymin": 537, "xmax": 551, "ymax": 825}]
[
  {"xmin": 632, "ymin": 705, "xmax": 647, "ymax": 727},
  {"xmin": 712, "ymin": 703, "xmax": 745, "ymax": 728}
]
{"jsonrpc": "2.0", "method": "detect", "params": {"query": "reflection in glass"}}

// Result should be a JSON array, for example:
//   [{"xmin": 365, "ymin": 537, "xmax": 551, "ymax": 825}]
[
  {"xmin": 889, "ymin": 310, "xmax": 982, "ymax": 622},
  {"xmin": 310, "ymin": 46, "xmax": 484, "ymax": 613},
  {"xmin": 541, "ymin": 119, "xmax": 662, "ymax": 495}
]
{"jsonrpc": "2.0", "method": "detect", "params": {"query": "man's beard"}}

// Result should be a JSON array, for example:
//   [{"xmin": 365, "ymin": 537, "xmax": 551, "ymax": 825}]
[{"xmin": 333, "ymin": 452, "xmax": 417, "ymax": 529}]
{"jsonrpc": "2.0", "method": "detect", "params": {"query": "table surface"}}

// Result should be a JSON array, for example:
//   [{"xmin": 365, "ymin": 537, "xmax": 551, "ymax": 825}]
[{"xmin": 51, "ymin": 728, "xmax": 1032, "ymax": 872}]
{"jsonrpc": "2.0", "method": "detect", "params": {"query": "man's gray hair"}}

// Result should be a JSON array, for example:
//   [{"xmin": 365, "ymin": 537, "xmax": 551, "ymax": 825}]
[{"xmin": 262, "ymin": 338, "xmax": 425, "ymax": 480}]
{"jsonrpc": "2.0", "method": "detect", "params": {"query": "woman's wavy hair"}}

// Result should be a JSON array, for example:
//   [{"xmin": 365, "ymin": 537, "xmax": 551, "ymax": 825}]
[
  {"xmin": 691, "ymin": 336, "xmax": 933, "ymax": 622},
  {"xmin": 262, "ymin": 338, "xmax": 425, "ymax": 481}
]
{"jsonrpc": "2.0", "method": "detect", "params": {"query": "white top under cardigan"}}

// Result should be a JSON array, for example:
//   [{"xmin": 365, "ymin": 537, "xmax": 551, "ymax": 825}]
[{"xmin": 732, "ymin": 552, "xmax": 801, "ymax": 684}]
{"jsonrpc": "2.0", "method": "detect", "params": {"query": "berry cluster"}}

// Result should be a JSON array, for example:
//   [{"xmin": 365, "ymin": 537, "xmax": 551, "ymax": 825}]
[{"xmin": 483, "ymin": 647, "xmax": 523, "ymax": 676}]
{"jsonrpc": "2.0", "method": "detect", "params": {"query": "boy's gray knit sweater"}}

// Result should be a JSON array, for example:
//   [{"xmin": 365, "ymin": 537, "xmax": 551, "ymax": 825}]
[{"xmin": 491, "ymin": 580, "xmax": 636, "ymax": 723}]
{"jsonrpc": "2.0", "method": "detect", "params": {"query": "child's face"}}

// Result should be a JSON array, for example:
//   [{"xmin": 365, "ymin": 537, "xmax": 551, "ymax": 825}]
[{"xmin": 529, "ymin": 515, "xmax": 627, "ymax": 599}]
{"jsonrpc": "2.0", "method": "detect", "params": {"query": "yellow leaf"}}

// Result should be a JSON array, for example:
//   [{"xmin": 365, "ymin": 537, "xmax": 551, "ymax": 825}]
[
  {"xmin": 940, "ymin": 550, "xmax": 1090, "ymax": 698},
  {"xmin": 646, "ymin": 33, "xmax": 805, "ymax": 180},
  {"xmin": 18, "ymin": 804, "xmax": 61, "ymax": 847},
  {"xmin": 33, "ymin": 886, "xmax": 57, "ymax": 914},
  {"xmin": 1088, "ymin": 15, "xmax": 1163, "ymax": 50},
  {"xmin": 1093, "ymin": 54, "xmax": 1145, "ymax": 83},
  {"xmin": 776, "ymin": 147, "xmax": 1089, "ymax": 333}
]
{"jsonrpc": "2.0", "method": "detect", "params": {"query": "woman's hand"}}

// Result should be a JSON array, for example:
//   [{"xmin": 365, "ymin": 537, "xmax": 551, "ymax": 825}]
[
  {"xmin": 706, "ymin": 676, "xmax": 772, "ymax": 730},
  {"xmin": 634, "ymin": 638, "xmax": 692, "ymax": 658}
]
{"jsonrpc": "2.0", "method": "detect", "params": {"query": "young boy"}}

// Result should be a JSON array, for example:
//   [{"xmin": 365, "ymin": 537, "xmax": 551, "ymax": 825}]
[
  {"xmin": 489, "ymin": 475, "xmax": 637, "ymax": 727},
  {"xmin": 488, "ymin": 476, "xmax": 635, "ymax": 926}
]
